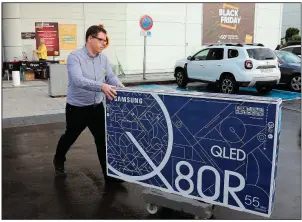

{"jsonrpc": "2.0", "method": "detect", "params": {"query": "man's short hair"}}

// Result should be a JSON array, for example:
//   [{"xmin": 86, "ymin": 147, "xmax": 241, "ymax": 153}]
[{"xmin": 85, "ymin": 25, "xmax": 107, "ymax": 42}]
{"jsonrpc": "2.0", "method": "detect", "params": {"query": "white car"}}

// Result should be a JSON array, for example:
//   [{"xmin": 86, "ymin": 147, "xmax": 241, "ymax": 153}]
[{"xmin": 174, "ymin": 43, "xmax": 281, "ymax": 94}]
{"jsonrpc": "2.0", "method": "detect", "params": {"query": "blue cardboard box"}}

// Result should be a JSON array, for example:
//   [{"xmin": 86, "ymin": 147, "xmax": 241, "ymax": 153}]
[{"xmin": 105, "ymin": 88, "xmax": 282, "ymax": 217}]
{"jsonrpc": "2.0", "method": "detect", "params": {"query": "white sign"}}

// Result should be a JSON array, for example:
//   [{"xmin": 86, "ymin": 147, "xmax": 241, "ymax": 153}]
[
  {"xmin": 140, "ymin": 30, "xmax": 151, "ymax": 37},
  {"xmin": 140, "ymin": 30, "xmax": 146, "ymax": 36}
]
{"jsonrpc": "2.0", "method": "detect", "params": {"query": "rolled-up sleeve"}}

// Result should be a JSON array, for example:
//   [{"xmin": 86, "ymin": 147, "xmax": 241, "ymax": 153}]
[
  {"xmin": 67, "ymin": 53, "xmax": 102, "ymax": 91},
  {"xmin": 104, "ymin": 56, "xmax": 121, "ymax": 86}
]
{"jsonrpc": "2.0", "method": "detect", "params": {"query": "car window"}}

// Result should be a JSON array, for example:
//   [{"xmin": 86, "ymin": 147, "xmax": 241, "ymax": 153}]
[
  {"xmin": 207, "ymin": 48, "xmax": 224, "ymax": 60},
  {"xmin": 193, "ymin": 49, "xmax": 210, "ymax": 60},
  {"xmin": 281, "ymin": 47, "xmax": 293, "ymax": 52},
  {"xmin": 228, "ymin": 49, "xmax": 239, "ymax": 59},
  {"xmin": 292, "ymin": 47, "xmax": 301, "ymax": 55},
  {"xmin": 246, "ymin": 48, "xmax": 276, "ymax": 60},
  {"xmin": 275, "ymin": 51, "xmax": 301, "ymax": 63}
]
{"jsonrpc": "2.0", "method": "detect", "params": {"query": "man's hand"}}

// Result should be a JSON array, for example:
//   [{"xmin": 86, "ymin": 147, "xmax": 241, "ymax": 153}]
[
  {"xmin": 116, "ymin": 82, "xmax": 125, "ymax": 88},
  {"xmin": 101, "ymin": 83, "xmax": 117, "ymax": 100}
]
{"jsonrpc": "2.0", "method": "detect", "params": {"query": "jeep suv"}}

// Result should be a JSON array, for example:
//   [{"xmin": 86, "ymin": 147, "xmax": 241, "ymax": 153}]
[{"xmin": 174, "ymin": 43, "xmax": 281, "ymax": 94}]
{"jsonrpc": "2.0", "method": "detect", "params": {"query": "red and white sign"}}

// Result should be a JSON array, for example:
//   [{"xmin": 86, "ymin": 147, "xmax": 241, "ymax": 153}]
[{"xmin": 139, "ymin": 15, "xmax": 153, "ymax": 31}]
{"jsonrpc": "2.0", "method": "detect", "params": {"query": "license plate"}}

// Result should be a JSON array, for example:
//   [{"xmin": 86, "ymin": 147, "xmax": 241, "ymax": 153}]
[{"xmin": 261, "ymin": 68, "xmax": 273, "ymax": 73}]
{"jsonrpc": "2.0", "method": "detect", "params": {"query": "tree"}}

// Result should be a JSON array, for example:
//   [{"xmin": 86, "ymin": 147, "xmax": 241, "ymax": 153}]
[
  {"xmin": 292, "ymin": 35, "xmax": 301, "ymax": 41},
  {"xmin": 285, "ymin": 27, "xmax": 300, "ymax": 42}
]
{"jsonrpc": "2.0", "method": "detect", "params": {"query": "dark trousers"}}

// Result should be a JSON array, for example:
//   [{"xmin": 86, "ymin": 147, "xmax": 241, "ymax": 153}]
[{"xmin": 54, "ymin": 102, "xmax": 107, "ymax": 177}]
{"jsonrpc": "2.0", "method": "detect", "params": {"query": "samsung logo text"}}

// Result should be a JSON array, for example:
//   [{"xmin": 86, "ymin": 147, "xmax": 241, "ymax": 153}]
[{"xmin": 114, "ymin": 96, "xmax": 143, "ymax": 104}]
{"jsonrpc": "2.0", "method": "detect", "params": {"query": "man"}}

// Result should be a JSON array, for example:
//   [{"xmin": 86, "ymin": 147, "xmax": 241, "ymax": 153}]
[
  {"xmin": 35, "ymin": 38, "xmax": 48, "ymax": 61},
  {"xmin": 53, "ymin": 25, "xmax": 124, "ymax": 184}
]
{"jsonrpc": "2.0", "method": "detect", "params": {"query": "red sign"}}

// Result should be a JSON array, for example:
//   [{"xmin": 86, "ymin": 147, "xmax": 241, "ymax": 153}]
[
  {"xmin": 35, "ymin": 22, "xmax": 60, "ymax": 56},
  {"xmin": 139, "ymin": 15, "xmax": 153, "ymax": 31}
]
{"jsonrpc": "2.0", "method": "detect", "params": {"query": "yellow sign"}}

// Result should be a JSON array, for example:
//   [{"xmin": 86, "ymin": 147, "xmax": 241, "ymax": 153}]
[
  {"xmin": 59, "ymin": 24, "xmax": 77, "ymax": 50},
  {"xmin": 245, "ymin": 34, "xmax": 253, "ymax": 43}
]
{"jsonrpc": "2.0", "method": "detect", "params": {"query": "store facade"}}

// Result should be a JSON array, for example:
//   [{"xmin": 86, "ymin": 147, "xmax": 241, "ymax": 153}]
[{"xmin": 2, "ymin": 3, "xmax": 284, "ymax": 75}]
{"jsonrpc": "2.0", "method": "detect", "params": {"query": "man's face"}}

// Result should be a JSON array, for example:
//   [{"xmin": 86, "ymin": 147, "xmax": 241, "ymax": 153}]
[{"xmin": 89, "ymin": 31, "xmax": 107, "ymax": 53}]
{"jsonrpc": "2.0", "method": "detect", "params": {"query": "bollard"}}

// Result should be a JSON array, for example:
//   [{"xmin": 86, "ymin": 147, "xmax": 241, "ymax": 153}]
[{"xmin": 12, "ymin": 71, "xmax": 21, "ymax": 86}]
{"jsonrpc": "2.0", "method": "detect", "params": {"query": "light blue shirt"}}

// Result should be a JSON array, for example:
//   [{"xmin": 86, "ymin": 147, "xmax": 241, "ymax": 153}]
[{"xmin": 66, "ymin": 46, "xmax": 121, "ymax": 106}]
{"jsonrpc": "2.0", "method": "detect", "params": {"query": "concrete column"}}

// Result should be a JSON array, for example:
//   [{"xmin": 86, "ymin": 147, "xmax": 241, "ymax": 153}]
[{"xmin": 2, "ymin": 3, "xmax": 22, "ymax": 61}]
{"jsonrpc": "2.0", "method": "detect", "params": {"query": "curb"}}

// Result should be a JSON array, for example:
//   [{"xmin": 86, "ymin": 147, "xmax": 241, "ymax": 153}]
[
  {"xmin": 283, "ymin": 107, "xmax": 301, "ymax": 112},
  {"xmin": 2, "ymin": 79, "xmax": 177, "ymax": 128},
  {"xmin": 124, "ymin": 79, "xmax": 175, "ymax": 86}
]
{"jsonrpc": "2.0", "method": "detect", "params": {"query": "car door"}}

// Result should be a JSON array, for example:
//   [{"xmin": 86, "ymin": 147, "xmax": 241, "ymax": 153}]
[
  {"xmin": 187, "ymin": 49, "xmax": 210, "ymax": 80},
  {"xmin": 203, "ymin": 48, "xmax": 225, "ymax": 81}
]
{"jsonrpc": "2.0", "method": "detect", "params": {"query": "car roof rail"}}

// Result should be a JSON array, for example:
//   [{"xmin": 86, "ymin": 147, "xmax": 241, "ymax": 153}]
[
  {"xmin": 207, "ymin": 43, "xmax": 264, "ymax": 47},
  {"xmin": 207, "ymin": 43, "xmax": 244, "ymax": 47},
  {"xmin": 223, "ymin": 43, "xmax": 243, "ymax": 47},
  {"xmin": 241, "ymin": 43, "xmax": 264, "ymax": 47},
  {"xmin": 208, "ymin": 43, "xmax": 224, "ymax": 47}
]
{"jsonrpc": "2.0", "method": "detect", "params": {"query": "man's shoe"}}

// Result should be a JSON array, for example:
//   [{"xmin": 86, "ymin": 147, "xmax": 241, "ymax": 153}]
[{"xmin": 53, "ymin": 158, "xmax": 66, "ymax": 177}]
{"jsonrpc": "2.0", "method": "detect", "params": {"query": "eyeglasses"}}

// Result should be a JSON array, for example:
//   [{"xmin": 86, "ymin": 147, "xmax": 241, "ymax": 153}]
[{"xmin": 91, "ymin": 36, "xmax": 107, "ymax": 44}]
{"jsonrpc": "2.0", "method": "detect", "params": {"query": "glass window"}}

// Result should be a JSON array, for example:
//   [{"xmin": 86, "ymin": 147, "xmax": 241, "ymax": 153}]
[
  {"xmin": 193, "ymin": 49, "xmax": 210, "ymax": 60},
  {"xmin": 281, "ymin": 47, "xmax": 293, "ymax": 52},
  {"xmin": 275, "ymin": 51, "xmax": 301, "ymax": 63},
  {"xmin": 207, "ymin": 48, "xmax": 224, "ymax": 60},
  {"xmin": 228, "ymin": 49, "xmax": 239, "ymax": 59},
  {"xmin": 292, "ymin": 47, "xmax": 301, "ymax": 56},
  {"xmin": 246, "ymin": 48, "xmax": 276, "ymax": 60}
]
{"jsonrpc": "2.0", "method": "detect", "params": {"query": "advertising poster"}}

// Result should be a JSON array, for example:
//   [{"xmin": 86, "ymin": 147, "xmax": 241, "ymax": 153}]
[
  {"xmin": 202, "ymin": 3, "xmax": 255, "ymax": 44},
  {"xmin": 59, "ymin": 24, "xmax": 77, "ymax": 50},
  {"xmin": 35, "ymin": 22, "xmax": 60, "ymax": 56},
  {"xmin": 106, "ymin": 89, "xmax": 282, "ymax": 217}
]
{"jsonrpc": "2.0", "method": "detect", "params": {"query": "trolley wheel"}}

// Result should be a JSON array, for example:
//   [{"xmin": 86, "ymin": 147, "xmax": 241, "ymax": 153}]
[
  {"xmin": 146, "ymin": 203, "xmax": 161, "ymax": 215},
  {"xmin": 194, "ymin": 205, "xmax": 216, "ymax": 219}
]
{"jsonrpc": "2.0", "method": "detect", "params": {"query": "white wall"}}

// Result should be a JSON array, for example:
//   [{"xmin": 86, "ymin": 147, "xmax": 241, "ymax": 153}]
[
  {"xmin": 254, "ymin": 3, "xmax": 283, "ymax": 50},
  {"xmin": 281, "ymin": 3, "xmax": 301, "ymax": 38},
  {"xmin": 3, "ymin": 3, "xmax": 284, "ymax": 74},
  {"xmin": 125, "ymin": 3, "xmax": 187, "ymax": 74},
  {"xmin": 2, "ymin": 3, "xmax": 22, "ymax": 61},
  {"xmin": 185, "ymin": 4, "xmax": 203, "ymax": 57},
  {"xmin": 19, "ymin": 3, "xmax": 85, "ymax": 61},
  {"xmin": 84, "ymin": 3, "xmax": 127, "ymax": 71}
]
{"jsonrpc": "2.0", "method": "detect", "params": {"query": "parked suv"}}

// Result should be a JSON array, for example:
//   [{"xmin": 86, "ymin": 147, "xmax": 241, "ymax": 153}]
[{"xmin": 174, "ymin": 43, "xmax": 281, "ymax": 94}]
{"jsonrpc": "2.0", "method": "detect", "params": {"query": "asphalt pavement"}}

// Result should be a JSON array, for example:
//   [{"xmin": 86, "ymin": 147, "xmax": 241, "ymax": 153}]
[{"xmin": 2, "ymin": 105, "xmax": 301, "ymax": 219}]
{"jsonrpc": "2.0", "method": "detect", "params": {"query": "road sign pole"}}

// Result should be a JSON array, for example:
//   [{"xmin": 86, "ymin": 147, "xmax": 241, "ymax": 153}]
[
  {"xmin": 143, "ymin": 35, "xmax": 147, "ymax": 80},
  {"xmin": 139, "ymin": 14, "xmax": 153, "ymax": 80}
]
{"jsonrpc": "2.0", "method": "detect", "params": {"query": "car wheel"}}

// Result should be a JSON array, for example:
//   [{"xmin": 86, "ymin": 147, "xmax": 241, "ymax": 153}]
[
  {"xmin": 256, "ymin": 86, "xmax": 273, "ymax": 94},
  {"xmin": 289, "ymin": 74, "xmax": 301, "ymax": 92},
  {"xmin": 219, "ymin": 75, "xmax": 238, "ymax": 94},
  {"xmin": 175, "ymin": 69, "xmax": 188, "ymax": 88}
]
